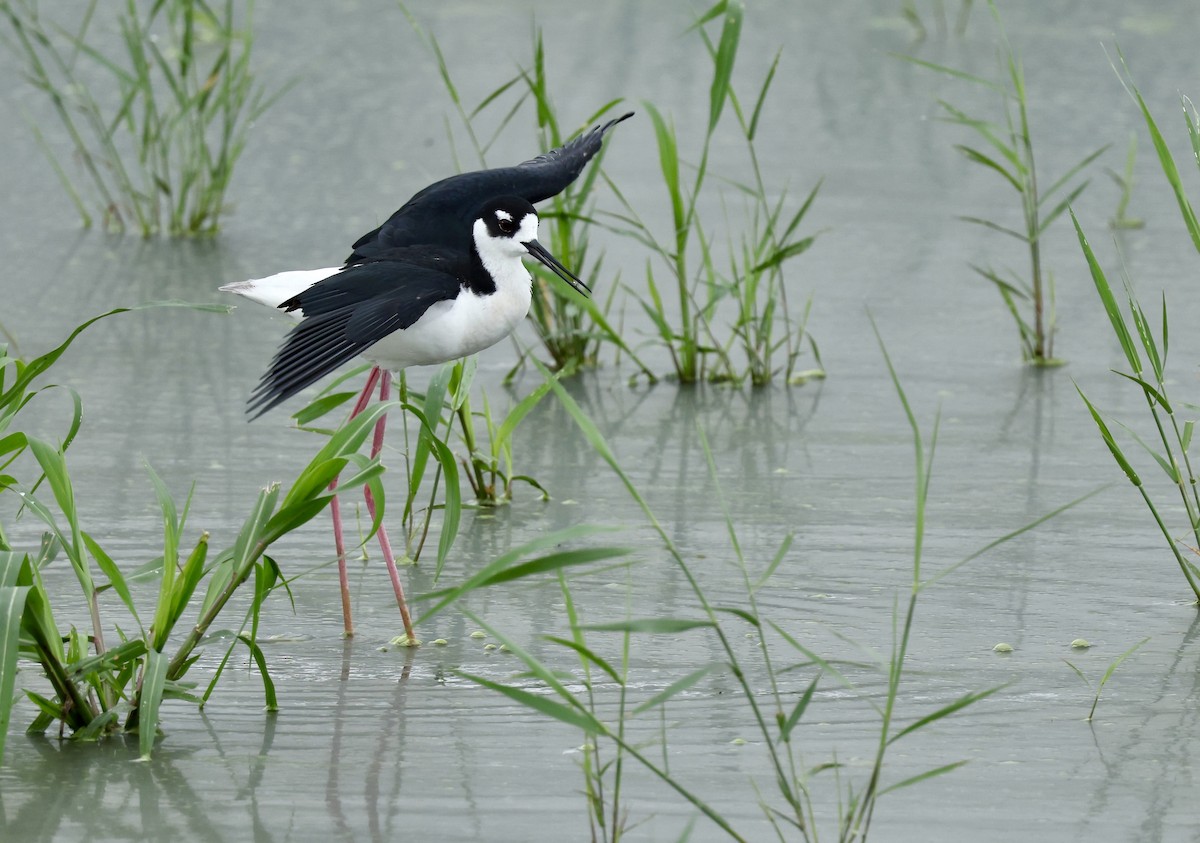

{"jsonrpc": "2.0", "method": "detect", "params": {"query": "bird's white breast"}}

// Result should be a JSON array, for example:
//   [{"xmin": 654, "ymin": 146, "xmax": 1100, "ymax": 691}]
[{"xmin": 362, "ymin": 252, "xmax": 532, "ymax": 370}]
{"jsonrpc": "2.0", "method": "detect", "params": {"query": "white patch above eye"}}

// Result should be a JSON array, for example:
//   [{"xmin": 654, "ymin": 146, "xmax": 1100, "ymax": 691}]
[
  {"xmin": 515, "ymin": 213, "xmax": 540, "ymax": 243},
  {"xmin": 495, "ymin": 209, "xmax": 513, "ymax": 222}
]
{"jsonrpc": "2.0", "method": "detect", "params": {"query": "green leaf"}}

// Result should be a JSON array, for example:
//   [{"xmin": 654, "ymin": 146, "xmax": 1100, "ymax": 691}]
[
  {"xmin": 1072, "ymin": 210, "xmax": 1141, "ymax": 373},
  {"xmin": 706, "ymin": 0, "xmax": 743, "ymax": 134},
  {"xmin": 459, "ymin": 671, "xmax": 601, "ymax": 732},
  {"xmin": 583, "ymin": 618, "xmax": 714, "ymax": 635},
  {"xmin": 543, "ymin": 636, "xmax": 623, "ymax": 685},
  {"xmin": 1076, "ymin": 386, "xmax": 1141, "ymax": 486},
  {"xmin": 82, "ymin": 533, "xmax": 139, "ymax": 625},
  {"xmin": 292, "ymin": 390, "xmax": 358, "ymax": 425},
  {"xmin": 416, "ymin": 529, "xmax": 623, "ymax": 623},
  {"xmin": 750, "ymin": 236, "xmax": 816, "ymax": 273},
  {"xmin": 955, "ymin": 144, "xmax": 1022, "ymax": 192},
  {"xmin": 138, "ymin": 648, "xmax": 168, "ymax": 759},
  {"xmin": 779, "ymin": 672, "xmax": 820, "ymax": 743},
  {"xmin": 895, "ymin": 53, "xmax": 1006, "ymax": 94},
  {"xmin": 877, "ymin": 760, "xmax": 971, "ymax": 796},
  {"xmin": 239, "ymin": 632, "xmax": 278, "ymax": 711},
  {"xmin": 1116, "ymin": 51, "xmax": 1200, "ymax": 253},
  {"xmin": 888, "ymin": 684, "xmax": 1007, "ymax": 744},
  {"xmin": 0, "ymin": 585, "xmax": 30, "ymax": 762},
  {"xmin": 632, "ymin": 664, "xmax": 716, "ymax": 715},
  {"xmin": 644, "ymin": 102, "xmax": 684, "ymax": 236},
  {"xmin": 753, "ymin": 533, "xmax": 793, "ymax": 592}
]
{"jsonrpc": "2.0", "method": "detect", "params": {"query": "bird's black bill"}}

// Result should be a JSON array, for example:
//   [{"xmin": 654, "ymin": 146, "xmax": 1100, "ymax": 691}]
[{"xmin": 523, "ymin": 239, "xmax": 590, "ymax": 296}]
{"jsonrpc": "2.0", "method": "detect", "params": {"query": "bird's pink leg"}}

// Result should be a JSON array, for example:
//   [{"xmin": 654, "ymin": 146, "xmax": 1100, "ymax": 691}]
[
  {"xmin": 331, "ymin": 366, "xmax": 382, "ymax": 637},
  {"xmin": 361, "ymin": 370, "xmax": 417, "ymax": 644}
]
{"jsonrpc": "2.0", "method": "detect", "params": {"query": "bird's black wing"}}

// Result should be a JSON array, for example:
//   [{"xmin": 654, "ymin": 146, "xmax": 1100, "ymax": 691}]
[
  {"xmin": 347, "ymin": 111, "xmax": 633, "ymax": 263},
  {"xmin": 248, "ymin": 250, "xmax": 466, "ymax": 417}
]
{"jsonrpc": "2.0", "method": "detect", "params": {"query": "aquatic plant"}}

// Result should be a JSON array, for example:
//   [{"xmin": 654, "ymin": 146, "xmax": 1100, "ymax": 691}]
[
  {"xmin": 903, "ymin": 0, "xmax": 1106, "ymax": 365},
  {"xmin": 1107, "ymin": 133, "xmax": 1144, "ymax": 230},
  {"xmin": 1071, "ymin": 61, "xmax": 1200, "ymax": 603},
  {"xmin": 294, "ymin": 364, "xmax": 461, "ymax": 575},
  {"xmin": 604, "ymin": 0, "xmax": 824, "ymax": 385},
  {"xmin": 1063, "ymin": 637, "xmax": 1150, "ymax": 721},
  {"xmin": 901, "ymin": 0, "xmax": 974, "ymax": 40},
  {"xmin": 443, "ymin": 358, "xmax": 556, "ymax": 507},
  {"xmin": 293, "ymin": 354, "xmax": 562, "ymax": 589},
  {"xmin": 1, "ymin": 0, "xmax": 285, "ymax": 236},
  {"xmin": 0, "ymin": 309, "xmax": 388, "ymax": 760},
  {"xmin": 454, "ymin": 351, "xmax": 1088, "ymax": 840}
]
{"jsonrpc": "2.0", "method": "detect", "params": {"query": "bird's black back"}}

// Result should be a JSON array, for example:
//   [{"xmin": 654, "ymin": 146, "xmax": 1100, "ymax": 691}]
[{"xmin": 346, "ymin": 112, "xmax": 633, "ymax": 264}]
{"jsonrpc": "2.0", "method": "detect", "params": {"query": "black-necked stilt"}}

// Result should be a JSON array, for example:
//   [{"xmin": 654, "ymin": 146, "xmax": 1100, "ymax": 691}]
[{"xmin": 221, "ymin": 113, "xmax": 632, "ymax": 644}]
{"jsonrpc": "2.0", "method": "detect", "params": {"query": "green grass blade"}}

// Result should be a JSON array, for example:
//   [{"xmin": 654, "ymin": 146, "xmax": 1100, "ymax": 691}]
[
  {"xmin": 1076, "ymin": 386, "xmax": 1141, "ymax": 485},
  {"xmin": 1071, "ymin": 210, "xmax": 1141, "ymax": 372},
  {"xmin": 877, "ymin": 761, "xmax": 971, "ymax": 797},
  {"xmin": 238, "ymin": 631, "xmax": 278, "ymax": 712},
  {"xmin": 459, "ymin": 670, "xmax": 600, "ymax": 732},
  {"xmin": 583, "ymin": 618, "xmax": 714, "ymax": 634},
  {"xmin": 895, "ymin": 53, "xmax": 1005, "ymax": 93},
  {"xmin": 400, "ymin": 401, "xmax": 461, "ymax": 578},
  {"xmin": 778, "ymin": 671, "xmax": 820, "ymax": 743},
  {"xmin": 1039, "ymin": 145, "xmax": 1109, "ymax": 205},
  {"xmin": 1087, "ymin": 637, "xmax": 1150, "ymax": 720},
  {"xmin": 888, "ymin": 685, "xmax": 1006, "ymax": 744},
  {"xmin": 82, "ymin": 532, "xmax": 139, "ymax": 625},
  {"xmin": 632, "ymin": 665, "xmax": 717, "ymax": 715},
  {"xmin": 955, "ymin": 144, "xmax": 1022, "ymax": 192},
  {"xmin": 1113, "ymin": 50, "xmax": 1200, "ymax": 251},
  {"xmin": 706, "ymin": 0, "xmax": 743, "ymax": 134},
  {"xmin": 415, "ymin": 525, "xmax": 619, "ymax": 623},
  {"xmin": 752, "ymin": 533, "xmax": 794, "ymax": 593},
  {"xmin": 543, "ymin": 635, "xmax": 623, "ymax": 685},
  {"xmin": 0, "ymin": 584, "xmax": 30, "ymax": 762},
  {"xmin": 137, "ymin": 647, "xmax": 168, "ymax": 759},
  {"xmin": 644, "ymin": 103, "xmax": 684, "ymax": 237}
]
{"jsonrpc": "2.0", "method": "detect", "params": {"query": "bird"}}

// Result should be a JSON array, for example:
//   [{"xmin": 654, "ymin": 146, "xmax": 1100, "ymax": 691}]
[{"xmin": 221, "ymin": 112, "xmax": 632, "ymax": 644}]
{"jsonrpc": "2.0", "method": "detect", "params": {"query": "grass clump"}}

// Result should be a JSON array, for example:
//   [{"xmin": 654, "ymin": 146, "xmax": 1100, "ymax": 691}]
[
  {"xmin": 1072, "ymin": 57, "xmax": 1200, "ymax": 602},
  {"xmin": 293, "ymin": 355, "xmax": 561, "ymax": 584},
  {"xmin": 903, "ymin": 0, "xmax": 1106, "ymax": 365},
  {"xmin": 1, "ymin": 0, "xmax": 285, "ymax": 236},
  {"xmin": 0, "ymin": 308, "xmax": 389, "ymax": 760},
  {"xmin": 606, "ymin": 0, "xmax": 824, "ymax": 386}
]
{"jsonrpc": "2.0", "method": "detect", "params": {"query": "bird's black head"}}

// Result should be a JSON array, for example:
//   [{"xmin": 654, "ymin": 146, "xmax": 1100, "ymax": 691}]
[
  {"xmin": 478, "ymin": 196, "xmax": 539, "ymax": 241},
  {"xmin": 473, "ymin": 196, "xmax": 591, "ymax": 297}
]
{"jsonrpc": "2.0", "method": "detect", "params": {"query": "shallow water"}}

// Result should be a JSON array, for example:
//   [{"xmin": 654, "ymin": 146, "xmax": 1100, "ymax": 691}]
[{"xmin": 2, "ymin": 1, "xmax": 1200, "ymax": 840}]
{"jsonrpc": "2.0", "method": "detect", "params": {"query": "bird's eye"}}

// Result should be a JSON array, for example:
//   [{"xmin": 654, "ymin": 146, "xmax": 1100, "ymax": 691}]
[{"xmin": 497, "ymin": 216, "xmax": 515, "ymax": 234}]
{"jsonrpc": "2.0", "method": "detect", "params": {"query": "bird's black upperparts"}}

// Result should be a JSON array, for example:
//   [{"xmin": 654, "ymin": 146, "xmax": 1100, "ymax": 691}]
[{"xmin": 345, "ymin": 111, "xmax": 634, "ymax": 264}]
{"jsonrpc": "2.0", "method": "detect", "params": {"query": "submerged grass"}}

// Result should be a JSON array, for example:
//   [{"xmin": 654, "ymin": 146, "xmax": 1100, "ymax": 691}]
[
  {"xmin": 0, "ymin": 308, "xmax": 390, "ymax": 759},
  {"xmin": 903, "ymin": 0, "xmax": 1106, "ymax": 365},
  {"xmin": 447, "ymin": 349, "xmax": 1089, "ymax": 839},
  {"xmin": 1, "ymin": 0, "xmax": 285, "ymax": 236}
]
